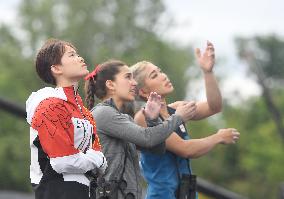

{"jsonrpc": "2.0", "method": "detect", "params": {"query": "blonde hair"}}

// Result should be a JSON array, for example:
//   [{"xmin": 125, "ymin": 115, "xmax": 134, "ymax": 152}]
[
  {"xmin": 129, "ymin": 61, "xmax": 153, "ymax": 113},
  {"xmin": 130, "ymin": 61, "xmax": 151, "ymax": 90}
]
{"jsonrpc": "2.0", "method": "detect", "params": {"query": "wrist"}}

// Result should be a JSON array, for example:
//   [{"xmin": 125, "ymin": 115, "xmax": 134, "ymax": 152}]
[
  {"xmin": 145, "ymin": 114, "xmax": 158, "ymax": 121},
  {"xmin": 202, "ymin": 69, "xmax": 213, "ymax": 74},
  {"xmin": 145, "ymin": 116, "xmax": 160, "ymax": 127},
  {"xmin": 212, "ymin": 132, "xmax": 223, "ymax": 144}
]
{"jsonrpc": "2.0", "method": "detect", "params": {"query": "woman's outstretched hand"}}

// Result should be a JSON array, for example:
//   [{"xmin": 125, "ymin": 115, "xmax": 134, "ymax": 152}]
[
  {"xmin": 143, "ymin": 92, "xmax": 162, "ymax": 120},
  {"xmin": 195, "ymin": 40, "xmax": 215, "ymax": 73}
]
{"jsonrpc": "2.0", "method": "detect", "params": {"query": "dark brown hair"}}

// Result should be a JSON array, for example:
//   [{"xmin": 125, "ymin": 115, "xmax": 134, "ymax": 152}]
[
  {"xmin": 84, "ymin": 60, "xmax": 126, "ymax": 110},
  {"xmin": 35, "ymin": 38, "xmax": 75, "ymax": 85}
]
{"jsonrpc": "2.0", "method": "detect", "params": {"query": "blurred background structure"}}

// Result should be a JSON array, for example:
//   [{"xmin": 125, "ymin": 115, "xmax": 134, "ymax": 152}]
[{"xmin": 0, "ymin": 0, "xmax": 283, "ymax": 198}]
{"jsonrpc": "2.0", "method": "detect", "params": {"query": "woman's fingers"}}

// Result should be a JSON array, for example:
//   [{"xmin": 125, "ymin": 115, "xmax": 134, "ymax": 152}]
[
  {"xmin": 147, "ymin": 92, "xmax": 161, "ymax": 107},
  {"xmin": 195, "ymin": 48, "xmax": 201, "ymax": 59},
  {"xmin": 231, "ymin": 129, "xmax": 240, "ymax": 143},
  {"xmin": 148, "ymin": 92, "xmax": 154, "ymax": 101},
  {"xmin": 148, "ymin": 92, "xmax": 158, "ymax": 101},
  {"xmin": 207, "ymin": 40, "xmax": 213, "ymax": 46},
  {"xmin": 206, "ymin": 41, "xmax": 215, "ymax": 57},
  {"xmin": 155, "ymin": 93, "xmax": 161, "ymax": 102}
]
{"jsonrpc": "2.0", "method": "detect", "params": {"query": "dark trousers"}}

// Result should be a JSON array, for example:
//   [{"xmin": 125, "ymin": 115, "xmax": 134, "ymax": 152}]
[{"xmin": 35, "ymin": 180, "xmax": 89, "ymax": 199}]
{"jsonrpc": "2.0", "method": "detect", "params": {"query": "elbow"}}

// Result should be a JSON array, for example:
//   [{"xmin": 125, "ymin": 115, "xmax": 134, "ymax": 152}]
[
  {"xmin": 177, "ymin": 147, "xmax": 200, "ymax": 159},
  {"xmin": 210, "ymin": 101, "xmax": 222, "ymax": 114},
  {"xmin": 180, "ymin": 151, "xmax": 191, "ymax": 159},
  {"xmin": 182, "ymin": 143, "xmax": 204, "ymax": 159},
  {"xmin": 217, "ymin": 100, "xmax": 223, "ymax": 112},
  {"xmin": 186, "ymin": 153, "xmax": 202, "ymax": 159},
  {"xmin": 183, "ymin": 151, "xmax": 201, "ymax": 159},
  {"xmin": 214, "ymin": 104, "xmax": 222, "ymax": 113}
]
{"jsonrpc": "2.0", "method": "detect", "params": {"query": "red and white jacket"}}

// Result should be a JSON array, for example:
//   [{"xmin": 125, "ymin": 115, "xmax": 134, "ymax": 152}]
[{"xmin": 26, "ymin": 86, "xmax": 104, "ymax": 187}]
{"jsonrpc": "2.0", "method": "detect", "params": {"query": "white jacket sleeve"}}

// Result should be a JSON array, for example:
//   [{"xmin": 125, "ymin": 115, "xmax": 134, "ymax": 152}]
[{"xmin": 50, "ymin": 149, "xmax": 106, "ymax": 174}]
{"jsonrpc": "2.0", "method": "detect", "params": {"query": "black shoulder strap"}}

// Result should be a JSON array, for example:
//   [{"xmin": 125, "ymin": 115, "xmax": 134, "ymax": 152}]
[
  {"xmin": 116, "ymin": 142, "xmax": 129, "ymax": 197},
  {"xmin": 120, "ymin": 142, "xmax": 128, "ymax": 180}
]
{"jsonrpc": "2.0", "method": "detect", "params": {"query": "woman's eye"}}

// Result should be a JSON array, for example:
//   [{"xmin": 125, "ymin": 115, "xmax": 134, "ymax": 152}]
[
  {"xmin": 69, "ymin": 52, "xmax": 79, "ymax": 57},
  {"xmin": 151, "ymin": 74, "xmax": 158, "ymax": 79},
  {"xmin": 125, "ymin": 74, "xmax": 130, "ymax": 79}
]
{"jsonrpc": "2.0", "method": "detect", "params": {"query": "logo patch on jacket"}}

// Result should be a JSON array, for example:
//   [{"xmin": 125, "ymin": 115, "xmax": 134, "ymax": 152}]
[
  {"xmin": 72, "ymin": 117, "xmax": 93, "ymax": 152},
  {"xmin": 179, "ymin": 124, "xmax": 186, "ymax": 133}
]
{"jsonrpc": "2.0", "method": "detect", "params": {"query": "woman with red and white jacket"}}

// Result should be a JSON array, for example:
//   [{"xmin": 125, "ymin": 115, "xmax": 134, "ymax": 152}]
[{"xmin": 26, "ymin": 39, "xmax": 107, "ymax": 199}]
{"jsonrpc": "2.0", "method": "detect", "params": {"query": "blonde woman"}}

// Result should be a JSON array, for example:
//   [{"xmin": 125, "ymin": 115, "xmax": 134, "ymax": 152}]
[{"xmin": 131, "ymin": 41, "xmax": 240, "ymax": 199}]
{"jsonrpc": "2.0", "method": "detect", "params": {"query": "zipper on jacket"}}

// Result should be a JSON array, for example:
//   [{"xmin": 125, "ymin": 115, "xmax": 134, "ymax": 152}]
[{"xmin": 73, "ymin": 85, "xmax": 86, "ymax": 119}]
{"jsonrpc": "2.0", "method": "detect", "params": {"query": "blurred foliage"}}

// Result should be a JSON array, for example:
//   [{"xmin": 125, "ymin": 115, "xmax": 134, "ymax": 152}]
[
  {"xmin": 0, "ymin": 112, "xmax": 30, "ymax": 191},
  {"xmin": 0, "ymin": 0, "xmax": 283, "ymax": 198},
  {"xmin": 17, "ymin": 0, "xmax": 192, "ymax": 101},
  {"xmin": 235, "ymin": 35, "xmax": 284, "ymax": 143},
  {"xmin": 190, "ymin": 36, "xmax": 284, "ymax": 199},
  {"xmin": 236, "ymin": 35, "xmax": 284, "ymax": 80},
  {"xmin": 192, "ymin": 95, "xmax": 284, "ymax": 198}
]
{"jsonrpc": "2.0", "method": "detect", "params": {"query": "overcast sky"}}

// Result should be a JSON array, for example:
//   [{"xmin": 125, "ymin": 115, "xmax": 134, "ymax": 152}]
[
  {"xmin": 1, "ymin": 0, "xmax": 283, "ymax": 102},
  {"xmin": 163, "ymin": 0, "xmax": 284, "ymax": 101},
  {"xmin": 164, "ymin": 0, "xmax": 284, "ymax": 45}
]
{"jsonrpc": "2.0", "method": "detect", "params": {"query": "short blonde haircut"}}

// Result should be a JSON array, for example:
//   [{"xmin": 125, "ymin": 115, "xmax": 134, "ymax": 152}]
[
  {"xmin": 130, "ymin": 61, "xmax": 151, "ymax": 90},
  {"xmin": 130, "ymin": 61, "xmax": 153, "ymax": 112}
]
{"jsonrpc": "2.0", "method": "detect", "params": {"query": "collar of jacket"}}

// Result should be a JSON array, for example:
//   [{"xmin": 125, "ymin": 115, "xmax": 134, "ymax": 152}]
[
  {"xmin": 102, "ymin": 98, "xmax": 120, "ymax": 111},
  {"xmin": 63, "ymin": 85, "xmax": 79, "ymax": 96}
]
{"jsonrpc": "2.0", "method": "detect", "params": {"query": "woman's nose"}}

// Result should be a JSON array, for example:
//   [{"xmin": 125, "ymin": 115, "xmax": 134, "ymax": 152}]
[
  {"xmin": 161, "ymin": 72, "xmax": 167, "ymax": 80},
  {"xmin": 132, "ymin": 79, "xmax": 138, "ymax": 86},
  {"xmin": 79, "ymin": 56, "xmax": 84, "ymax": 63}
]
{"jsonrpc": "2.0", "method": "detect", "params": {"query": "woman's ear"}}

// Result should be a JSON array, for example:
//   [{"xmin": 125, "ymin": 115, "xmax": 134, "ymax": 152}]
[
  {"xmin": 106, "ymin": 80, "xmax": 115, "ymax": 91},
  {"xmin": 51, "ymin": 64, "xmax": 63, "ymax": 75}
]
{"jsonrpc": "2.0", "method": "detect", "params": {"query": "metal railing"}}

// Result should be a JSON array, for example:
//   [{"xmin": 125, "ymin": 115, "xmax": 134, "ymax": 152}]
[
  {"xmin": 0, "ymin": 97, "xmax": 26, "ymax": 118},
  {"xmin": 0, "ymin": 96, "xmax": 248, "ymax": 199}
]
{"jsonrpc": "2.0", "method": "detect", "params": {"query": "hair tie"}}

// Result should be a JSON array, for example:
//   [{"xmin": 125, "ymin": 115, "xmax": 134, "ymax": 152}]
[{"xmin": 85, "ymin": 65, "xmax": 101, "ymax": 80}]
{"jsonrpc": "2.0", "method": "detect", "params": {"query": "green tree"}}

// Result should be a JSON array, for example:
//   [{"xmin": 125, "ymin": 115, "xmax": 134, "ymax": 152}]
[
  {"xmin": 191, "ymin": 96, "xmax": 284, "ymax": 198},
  {"xmin": 18, "ymin": 0, "xmax": 192, "ymax": 101},
  {"xmin": 235, "ymin": 35, "xmax": 284, "ymax": 142},
  {"xmin": 0, "ymin": 25, "xmax": 32, "ymax": 191},
  {"xmin": 190, "ymin": 35, "xmax": 284, "ymax": 198}
]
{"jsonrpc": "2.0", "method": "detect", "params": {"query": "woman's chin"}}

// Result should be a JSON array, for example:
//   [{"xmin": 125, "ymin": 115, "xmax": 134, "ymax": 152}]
[
  {"xmin": 161, "ymin": 88, "xmax": 174, "ymax": 96},
  {"xmin": 82, "ymin": 69, "xmax": 89, "ymax": 76},
  {"xmin": 168, "ymin": 87, "xmax": 174, "ymax": 94},
  {"xmin": 76, "ymin": 70, "xmax": 89, "ymax": 79},
  {"xmin": 126, "ymin": 95, "xmax": 135, "ymax": 102}
]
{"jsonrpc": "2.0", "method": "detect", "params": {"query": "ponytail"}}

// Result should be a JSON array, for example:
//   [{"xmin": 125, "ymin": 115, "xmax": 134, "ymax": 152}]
[{"xmin": 84, "ymin": 79, "xmax": 96, "ymax": 110}]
